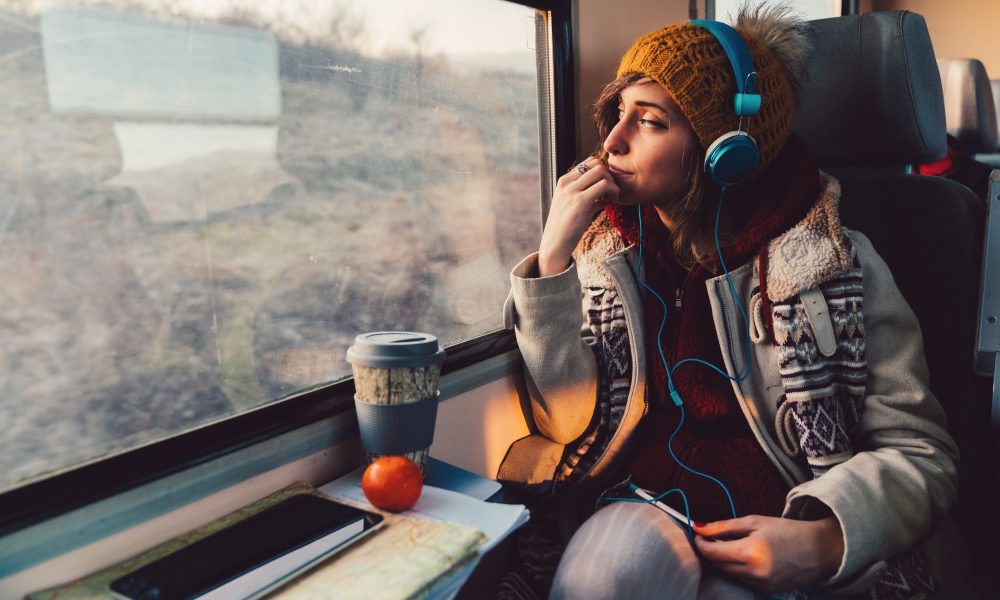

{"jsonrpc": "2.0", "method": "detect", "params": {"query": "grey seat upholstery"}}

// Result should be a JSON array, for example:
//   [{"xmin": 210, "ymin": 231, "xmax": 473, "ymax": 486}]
[
  {"xmin": 993, "ymin": 80, "xmax": 1000, "ymax": 147},
  {"xmin": 793, "ymin": 10, "xmax": 995, "ymax": 593},
  {"xmin": 938, "ymin": 58, "xmax": 998, "ymax": 154},
  {"xmin": 934, "ymin": 58, "xmax": 1000, "ymax": 191},
  {"xmin": 793, "ymin": 12, "xmax": 945, "ymax": 167},
  {"xmin": 976, "ymin": 79, "xmax": 1000, "ymax": 167}
]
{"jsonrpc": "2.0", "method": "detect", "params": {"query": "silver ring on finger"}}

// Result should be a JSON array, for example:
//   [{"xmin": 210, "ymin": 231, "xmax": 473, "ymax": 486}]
[{"xmin": 575, "ymin": 163, "xmax": 589, "ymax": 175}]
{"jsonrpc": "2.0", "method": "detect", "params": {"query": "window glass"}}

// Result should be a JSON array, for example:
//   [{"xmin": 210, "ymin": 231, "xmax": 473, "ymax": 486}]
[
  {"xmin": 0, "ymin": 0, "xmax": 541, "ymax": 491},
  {"xmin": 713, "ymin": 0, "xmax": 840, "ymax": 22}
]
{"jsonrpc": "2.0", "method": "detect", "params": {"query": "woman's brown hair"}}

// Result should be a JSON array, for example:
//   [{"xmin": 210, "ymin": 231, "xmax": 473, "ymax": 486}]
[{"xmin": 593, "ymin": 74, "xmax": 755, "ymax": 271}]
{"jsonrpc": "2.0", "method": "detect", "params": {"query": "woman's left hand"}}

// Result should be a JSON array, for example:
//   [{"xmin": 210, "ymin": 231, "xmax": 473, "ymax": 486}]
[{"xmin": 692, "ymin": 515, "xmax": 844, "ymax": 593}]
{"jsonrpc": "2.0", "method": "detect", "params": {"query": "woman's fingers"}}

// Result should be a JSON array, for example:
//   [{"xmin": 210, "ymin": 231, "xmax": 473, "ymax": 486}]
[
  {"xmin": 558, "ymin": 156, "xmax": 600, "ymax": 187},
  {"xmin": 573, "ymin": 160, "xmax": 608, "ymax": 187},
  {"xmin": 570, "ymin": 156, "xmax": 601, "ymax": 175},
  {"xmin": 573, "ymin": 166, "xmax": 619, "ymax": 206},
  {"xmin": 538, "ymin": 157, "xmax": 616, "ymax": 275},
  {"xmin": 693, "ymin": 515, "xmax": 760, "ymax": 539},
  {"xmin": 562, "ymin": 157, "xmax": 608, "ymax": 188},
  {"xmin": 587, "ymin": 177, "xmax": 619, "ymax": 204},
  {"xmin": 695, "ymin": 535, "xmax": 779, "ymax": 588},
  {"xmin": 693, "ymin": 535, "xmax": 752, "ymax": 564}
]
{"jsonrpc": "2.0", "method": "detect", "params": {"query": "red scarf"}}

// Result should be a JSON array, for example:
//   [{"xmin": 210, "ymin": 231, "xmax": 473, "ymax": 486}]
[{"xmin": 607, "ymin": 136, "xmax": 820, "ymax": 522}]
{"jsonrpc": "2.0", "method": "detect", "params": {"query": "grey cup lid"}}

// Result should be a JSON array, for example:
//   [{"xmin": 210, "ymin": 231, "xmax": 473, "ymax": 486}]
[{"xmin": 345, "ymin": 331, "xmax": 446, "ymax": 368}]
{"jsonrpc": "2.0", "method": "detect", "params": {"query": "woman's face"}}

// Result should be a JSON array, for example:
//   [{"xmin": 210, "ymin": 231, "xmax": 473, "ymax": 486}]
[{"xmin": 603, "ymin": 79, "xmax": 698, "ymax": 207}]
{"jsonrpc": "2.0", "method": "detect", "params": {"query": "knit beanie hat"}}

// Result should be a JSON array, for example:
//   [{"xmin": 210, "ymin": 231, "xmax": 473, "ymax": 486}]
[{"xmin": 615, "ymin": 8, "xmax": 809, "ymax": 170}]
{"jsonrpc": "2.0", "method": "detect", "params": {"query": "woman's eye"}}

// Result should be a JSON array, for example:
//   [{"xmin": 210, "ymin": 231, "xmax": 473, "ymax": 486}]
[{"xmin": 639, "ymin": 118, "xmax": 666, "ymax": 129}]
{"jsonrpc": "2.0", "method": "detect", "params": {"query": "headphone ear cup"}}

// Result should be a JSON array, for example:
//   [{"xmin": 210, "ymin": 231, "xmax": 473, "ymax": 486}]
[{"xmin": 704, "ymin": 132, "xmax": 760, "ymax": 187}]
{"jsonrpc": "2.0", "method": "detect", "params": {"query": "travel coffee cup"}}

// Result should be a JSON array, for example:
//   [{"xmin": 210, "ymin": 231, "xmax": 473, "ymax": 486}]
[{"xmin": 346, "ymin": 332, "xmax": 445, "ymax": 472}]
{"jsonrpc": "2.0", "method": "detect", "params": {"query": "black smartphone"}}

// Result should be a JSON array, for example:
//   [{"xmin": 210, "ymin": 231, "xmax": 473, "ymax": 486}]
[{"xmin": 109, "ymin": 494, "xmax": 384, "ymax": 600}]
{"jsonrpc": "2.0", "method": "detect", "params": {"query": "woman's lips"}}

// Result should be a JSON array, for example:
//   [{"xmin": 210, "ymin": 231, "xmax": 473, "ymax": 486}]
[{"xmin": 608, "ymin": 164, "xmax": 632, "ymax": 177}]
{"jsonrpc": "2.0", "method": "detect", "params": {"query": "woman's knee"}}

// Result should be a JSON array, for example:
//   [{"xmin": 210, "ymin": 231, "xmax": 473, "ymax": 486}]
[{"xmin": 550, "ymin": 502, "xmax": 701, "ymax": 600}]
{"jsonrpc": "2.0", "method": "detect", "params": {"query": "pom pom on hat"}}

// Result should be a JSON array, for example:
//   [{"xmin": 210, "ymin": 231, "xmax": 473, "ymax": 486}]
[{"xmin": 615, "ymin": 5, "xmax": 810, "ymax": 170}]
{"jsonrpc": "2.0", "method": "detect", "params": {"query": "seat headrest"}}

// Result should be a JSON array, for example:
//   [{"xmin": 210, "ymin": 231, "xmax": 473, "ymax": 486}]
[
  {"xmin": 792, "ymin": 11, "xmax": 946, "ymax": 166},
  {"xmin": 938, "ymin": 58, "xmax": 998, "ymax": 153},
  {"xmin": 992, "ymin": 80, "xmax": 1000, "ymax": 151}
]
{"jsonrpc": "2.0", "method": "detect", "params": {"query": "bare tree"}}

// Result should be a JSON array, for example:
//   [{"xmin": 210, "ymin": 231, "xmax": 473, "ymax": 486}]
[
  {"xmin": 409, "ymin": 23, "xmax": 430, "ymax": 82},
  {"xmin": 324, "ymin": 2, "xmax": 368, "ymax": 51}
]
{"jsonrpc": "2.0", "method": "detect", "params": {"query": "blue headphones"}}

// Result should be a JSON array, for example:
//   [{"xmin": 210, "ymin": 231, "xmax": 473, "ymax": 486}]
[{"xmin": 690, "ymin": 19, "xmax": 761, "ymax": 187}]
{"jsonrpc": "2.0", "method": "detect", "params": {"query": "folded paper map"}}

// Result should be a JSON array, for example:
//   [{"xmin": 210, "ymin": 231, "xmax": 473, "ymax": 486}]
[{"xmin": 264, "ymin": 517, "xmax": 485, "ymax": 600}]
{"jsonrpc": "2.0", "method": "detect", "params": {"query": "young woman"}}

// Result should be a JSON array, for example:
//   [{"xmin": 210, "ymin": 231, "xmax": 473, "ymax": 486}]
[{"xmin": 501, "ymin": 6, "xmax": 960, "ymax": 599}]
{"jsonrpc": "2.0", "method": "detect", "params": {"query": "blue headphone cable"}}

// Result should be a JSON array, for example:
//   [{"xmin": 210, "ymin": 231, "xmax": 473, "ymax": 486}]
[
  {"xmin": 603, "ymin": 486, "xmax": 693, "ymax": 530},
  {"xmin": 629, "ymin": 185, "xmax": 755, "ymax": 522}
]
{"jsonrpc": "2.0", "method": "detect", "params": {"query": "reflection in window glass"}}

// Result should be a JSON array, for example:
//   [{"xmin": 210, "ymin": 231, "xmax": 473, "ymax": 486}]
[
  {"xmin": 713, "ymin": 0, "xmax": 840, "ymax": 22},
  {"xmin": 0, "ymin": 0, "xmax": 541, "ymax": 491}
]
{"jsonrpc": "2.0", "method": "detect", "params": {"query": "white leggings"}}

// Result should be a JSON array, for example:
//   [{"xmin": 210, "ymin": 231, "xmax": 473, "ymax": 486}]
[{"xmin": 549, "ymin": 501, "xmax": 757, "ymax": 600}]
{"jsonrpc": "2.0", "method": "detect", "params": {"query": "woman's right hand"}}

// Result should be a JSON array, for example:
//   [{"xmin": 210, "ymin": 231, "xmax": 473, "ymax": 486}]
[{"xmin": 538, "ymin": 156, "xmax": 619, "ymax": 276}]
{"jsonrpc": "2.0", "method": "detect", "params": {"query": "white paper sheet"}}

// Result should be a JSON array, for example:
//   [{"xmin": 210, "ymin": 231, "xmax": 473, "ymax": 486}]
[{"xmin": 319, "ymin": 469, "xmax": 528, "ymax": 553}]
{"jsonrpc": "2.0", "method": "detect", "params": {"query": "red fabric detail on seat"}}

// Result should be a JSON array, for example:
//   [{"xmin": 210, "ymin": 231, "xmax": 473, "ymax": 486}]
[{"xmin": 915, "ymin": 134, "xmax": 958, "ymax": 177}]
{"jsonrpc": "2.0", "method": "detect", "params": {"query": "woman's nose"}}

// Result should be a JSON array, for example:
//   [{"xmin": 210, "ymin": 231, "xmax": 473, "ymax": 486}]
[{"xmin": 603, "ymin": 121, "xmax": 628, "ymax": 156}]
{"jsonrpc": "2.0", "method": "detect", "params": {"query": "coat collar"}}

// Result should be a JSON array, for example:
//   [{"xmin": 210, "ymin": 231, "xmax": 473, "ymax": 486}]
[
  {"xmin": 572, "ymin": 173, "xmax": 852, "ymax": 301},
  {"xmin": 761, "ymin": 173, "xmax": 853, "ymax": 302}
]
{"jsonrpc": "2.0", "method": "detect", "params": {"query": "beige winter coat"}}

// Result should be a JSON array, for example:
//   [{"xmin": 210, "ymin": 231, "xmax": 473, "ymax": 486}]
[{"xmin": 500, "ymin": 175, "xmax": 960, "ymax": 594}]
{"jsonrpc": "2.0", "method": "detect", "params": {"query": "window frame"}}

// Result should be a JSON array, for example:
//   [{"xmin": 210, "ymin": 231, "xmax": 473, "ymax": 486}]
[{"xmin": 0, "ymin": 0, "xmax": 575, "ymax": 538}]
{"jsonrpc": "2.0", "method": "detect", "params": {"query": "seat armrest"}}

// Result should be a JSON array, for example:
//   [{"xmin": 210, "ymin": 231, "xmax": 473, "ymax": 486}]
[{"xmin": 496, "ymin": 434, "xmax": 565, "ymax": 495}]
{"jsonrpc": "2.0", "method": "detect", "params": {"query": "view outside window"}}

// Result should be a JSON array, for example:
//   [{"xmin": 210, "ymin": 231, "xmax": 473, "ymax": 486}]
[
  {"xmin": 713, "ymin": 0, "xmax": 840, "ymax": 22},
  {"xmin": 0, "ymin": 0, "xmax": 542, "ymax": 491}
]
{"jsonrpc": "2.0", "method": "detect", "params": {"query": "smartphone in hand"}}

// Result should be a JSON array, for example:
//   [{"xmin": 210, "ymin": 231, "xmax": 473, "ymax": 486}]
[{"xmin": 629, "ymin": 484, "xmax": 690, "ymax": 526}]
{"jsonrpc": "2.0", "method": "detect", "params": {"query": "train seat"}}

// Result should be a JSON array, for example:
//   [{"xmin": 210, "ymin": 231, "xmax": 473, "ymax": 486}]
[
  {"xmin": 938, "ymin": 57, "xmax": 998, "ymax": 155},
  {"xmin": 793, "ymin": 10, "xmax": 995, "ymax": 595},
  {"xmin": 993, "ymin": 79, "xmax": 1000, "ymax": 147},
  {"xmin": 922, "ymin": 57, "xmax": 996, "ymax": 194},
  {"xmin": 975, "ymin": 79, "xmax": 1000, "ymax": 167}
]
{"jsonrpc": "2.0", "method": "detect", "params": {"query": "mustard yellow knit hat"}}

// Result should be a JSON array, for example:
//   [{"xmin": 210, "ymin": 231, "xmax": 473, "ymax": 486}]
[{"xmin": 616, "ymin": 20, "xmax": 799, "ymax": 170}]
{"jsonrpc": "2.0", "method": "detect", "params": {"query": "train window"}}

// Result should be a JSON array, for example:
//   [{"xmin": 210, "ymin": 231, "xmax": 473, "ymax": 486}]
[
  {"xmin": 711, "ymin": 0, "xmax": 841, "ymax": 21},
  {"xmin": 0, "ymin": 0, "xmax": 543, "ymax": 494}
]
